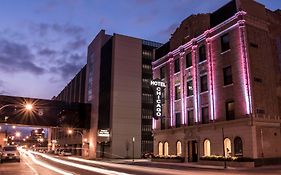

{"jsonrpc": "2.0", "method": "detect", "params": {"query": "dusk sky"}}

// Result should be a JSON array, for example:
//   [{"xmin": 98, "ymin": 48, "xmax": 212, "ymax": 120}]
[{"xmin": 0, "ymin": 0, "xmax": 280, "ymax": 99}]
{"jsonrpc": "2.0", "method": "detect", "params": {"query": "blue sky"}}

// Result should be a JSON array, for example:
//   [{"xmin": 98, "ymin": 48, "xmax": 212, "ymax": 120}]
[{"xmin": 0, "ymin": 0, "xmax": 280, "ymax": 99}]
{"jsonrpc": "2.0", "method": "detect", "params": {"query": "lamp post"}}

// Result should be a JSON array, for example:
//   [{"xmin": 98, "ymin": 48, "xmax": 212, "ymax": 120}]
[
  {"xmin": 132, "ymin": 137, "xmax": 135, "ymax": 162},
  {"xmin": 67, "ymin": 129, "xmax": 88, "ymax": 156},
  {"xmin": 0, "ymin": 103, "xmax": 33, "ymax": 112},
  {"xmin": 222, "ymin": 128, "xmax": 227, "ymax": 169}
]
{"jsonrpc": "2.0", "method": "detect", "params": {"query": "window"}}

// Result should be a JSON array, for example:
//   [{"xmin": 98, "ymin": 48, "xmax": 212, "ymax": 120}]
[
  {"xmin": 186, "ymin": 52, "xmax": 192, "ymax": 68},
  {"xmin": 223, "ymin": 66, "xmax": 233, "ymax": 85},
  {"xmin": 158, "ymin": 142, "xmax": 163, "ymax": 156},
  {"xmin": 160, "ymin": 117, "xmax": 165, "ymax": 130},
  {"xmin": 164, "ymin": 142, "xmax": 169, "ymax": 156},
  {"xmin": 224, "ymin": 138, "xmax": 231, "ymax": 157},
  {"xmin": 174, "ymin": 58, "xmax": 180, "ymax": 73},
  {"xmin": 234, "ymin": 137, "xmax": 243, "ymax": 157},
  {"xmin": 200, "ymin": 75, "xmax": 208, "ymax": 92},
  {"xmin": 187, "ymin": 110, "xmax": 194, "ymax": 126},
  {"xmin": 175, "ymin": 85, "xmax": 181, "ymax": 100},
  {"xmin": 221, "ymin": 33, "xmax": 230, "ymax": 52},
  {"xmin": 187, "ymin": 80, "xmax": 193, "ymax": 96},
  {"xmin": 202, "ymin": 107, "xmax": 209, "ymax": 124},
  {"xmin": 226, "ymin": 101, "xmax": 235, "ymax": 120},
  {"xmin": 203, "ymin": 139, "xmax": 211, "ymax": 156},
  {"xmin": 176, "ymin": 141, "xmax": 182, "ymax": 156},
  {"xmin": 199, "ymin": 45, "xmax": 206, "ymax": 62},
  {"xmin": 160, "ymin": 66, "xmax": 166, "ymax": 79},
  {"xmin": 175, "ymin": 113, "xmax": 181, "ymax": 128}
]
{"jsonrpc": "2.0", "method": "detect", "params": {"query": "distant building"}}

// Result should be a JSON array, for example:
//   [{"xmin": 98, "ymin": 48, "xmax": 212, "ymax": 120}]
[{"xmin": 152, "ymin": 0, "xmax": 281, "ymax": 164}]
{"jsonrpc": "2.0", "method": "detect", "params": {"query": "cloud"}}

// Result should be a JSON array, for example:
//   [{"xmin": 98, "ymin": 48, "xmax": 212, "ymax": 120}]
[
  {"xmin": 30, "ymin": 23, "xmax": 85, "ymax": 37},
  {"xmin": 38, "ymin": 48, "xmax": 57, "ymax": 56},
  {"xmin": 159, "ymin": 23, "xmax": 179, "ymax": 36},
  {"xmin": 0, "ymin": 39, "xmax": 45, "ymax": 75},
  {"xmin": 135, "ymin": 0, "xmax": 156, "ymax": 5},
  {"xmin": 66, "ymin": 37, "xmax": 87, "ymax": 50}
]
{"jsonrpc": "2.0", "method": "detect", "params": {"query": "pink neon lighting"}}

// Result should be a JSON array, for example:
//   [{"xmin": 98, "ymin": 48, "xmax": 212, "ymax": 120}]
[
  {"xmin": 238, "ymin": 20, "xmax": 252, "ymax": 114},
  {"xmin": 192, "ymin": 45, "xmax": 199, "ymax": 123},
  {"xmin": 169, "ymin": 60, "xmax": 174, "ymax": 126},
  {"xmin": 152, "ymin": 118, "xmax": 156, "ymax": 129},
  {"xmin": 180, "ymin": 53, "xmax": 186, "ymax": 125},
  {"xmin": 206, "ymin": 38, "xmax": 215, "ymax": 121}
]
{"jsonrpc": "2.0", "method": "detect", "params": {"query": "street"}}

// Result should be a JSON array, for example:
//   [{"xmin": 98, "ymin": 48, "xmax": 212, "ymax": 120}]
[{"xmin": 0, "ymin": 150, "xmax": 281, "ymax": 175}]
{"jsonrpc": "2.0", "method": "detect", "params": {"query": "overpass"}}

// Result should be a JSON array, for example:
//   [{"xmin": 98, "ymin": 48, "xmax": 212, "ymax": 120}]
[{"xmin": 0, "ymin": 95, "xmax": 91, "ymax": 129}]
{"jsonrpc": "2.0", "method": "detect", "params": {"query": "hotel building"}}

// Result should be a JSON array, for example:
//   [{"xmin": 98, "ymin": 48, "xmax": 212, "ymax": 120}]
[{"xmin": 152, "ymin": 0, "xmax": 281, "ymax": 164}]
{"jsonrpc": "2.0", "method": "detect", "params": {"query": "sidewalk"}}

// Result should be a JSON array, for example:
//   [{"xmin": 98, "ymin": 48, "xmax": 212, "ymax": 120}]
[{"xmin": 101, "ymin": 158, "xmax": 229, "ymax": 170}]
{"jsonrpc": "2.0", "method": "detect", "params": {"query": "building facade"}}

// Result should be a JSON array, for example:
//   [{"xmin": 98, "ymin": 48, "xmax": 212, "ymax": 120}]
[
  {"xmin": 85, "ymin": 30, "xmax": 161, "ymax": 158},
  {"xmin": 55, "ymin": 30, "xmax": 161, "ymax": 158},
  {"xmin": 152, "ymin": 0, "xmax": 281, "ymax": 163}
]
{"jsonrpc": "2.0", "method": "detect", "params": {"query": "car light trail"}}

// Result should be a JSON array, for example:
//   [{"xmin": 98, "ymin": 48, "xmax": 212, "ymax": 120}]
[
  {"xmin": 19, "ymin": 149, "xmax": 73, "ymax": 175},
  {"xmin": 30, "ymin": 151, "xmax": 132, "ymax": 175}
]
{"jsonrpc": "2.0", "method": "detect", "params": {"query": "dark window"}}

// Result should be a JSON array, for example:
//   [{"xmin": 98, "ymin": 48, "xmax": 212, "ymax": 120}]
[
  {"xmin": 221, "ymin": 33, "xmax": 230, "ymax": 52},
  {"xmin": 200, "ymin": 75, "xmax": 208, "ymax": 92},
  {"xmin": 186, "ymin": 53, "xmax": 192, "ymax": 68},
  {"xmin": 175, "ymin": 113, "xmax": 181, "ymax": 128},
  {"xmin": 256, "ymin": 109, "xmax": 265, "ymax": 114},
  {"xmin": 250, "ymin": 42, "xmax": 258, "ymax": 48},
  {"xmin": 199, "ymin": 45, "xmax": 206, "ymax": 62},
  {"xmin": 160, "ymin": 66, "xmax": 166, "ymax": 79},
  {"xmin": 187, "ymin": 110, "xmax": 194, "ymax": 126},
  {"xmin": 161, "ymin": 117, "xmax": 165, "ymax": 130},
  {"xmin": 174, "ymin": 58, "xmax": 180, "ymax": 73},
  {"xmin": 226, "ymin": 101, "xmax": 235, "ymax": 120},
  {"xmin": 223, "ymin": 66, "xmax": 233, "ymax": 85},
  {"xmin": 254, "ymin": 77, "xmax": 262, "ymax": 83},
  {"xmin": 202, "ymin": 107, "xmax": 209, "ymax": 124},
  {"xmin": 175, "ymin": 85, "xmax": 181, "ymax": 100},
  {"xmin": 234, "ymin": 137, "xmax": 243, "ymax": 157},
  {"xmin": 187, "ymin": 80, "xmax": 193, "ymax": 96}
]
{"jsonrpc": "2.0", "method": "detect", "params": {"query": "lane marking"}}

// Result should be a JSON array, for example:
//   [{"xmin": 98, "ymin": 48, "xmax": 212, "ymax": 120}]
[
  {"xmin": 19, "ymin": 149, "xmax": 73, "ymax": 175},
  {"xmin": 30, "ymin": 151, "xmax": 132, "ymax": 175},
  {"xmin": 22, "ymin": 155, "xmax": 39, "ymax": 175}
]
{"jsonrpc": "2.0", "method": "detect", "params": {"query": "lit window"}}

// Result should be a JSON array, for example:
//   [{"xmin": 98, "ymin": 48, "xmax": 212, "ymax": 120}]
[
  {"xmin": 224, "ymin": 138, "xmax": 231, "ymax": 157},
  {"xmin": 158, "ymin": 142, "xmax": 163, "ymax": 156},
  {"xmin": 164, "ymin": 142, "xmax": 169, "ymax": 156},
  {"xmin": 187, "ymin": 80, "xmax": 193, "ymax": 96},
  {"xmin": 221, "ymin": 33, "xmax": 230, "ymax": 52},
  {"xmin": 176, "ymin": 141, "xmax": 182, "ymax": 156},
  {"xmin": 203, "ymin": 139, "xmax": 211, "ymax": 156}
]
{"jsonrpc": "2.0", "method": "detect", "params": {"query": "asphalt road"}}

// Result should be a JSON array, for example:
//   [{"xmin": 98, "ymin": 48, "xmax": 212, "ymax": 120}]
[{"xmin": 0, "ymin": 150, "xmax": 281, "ymax": 175}]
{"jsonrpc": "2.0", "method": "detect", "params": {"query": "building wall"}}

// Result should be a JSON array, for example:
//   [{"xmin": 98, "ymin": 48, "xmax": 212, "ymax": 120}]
[
  {"xmin": 152, "ymin": 0, "xmax": 281, "ymax": 162},
  {"xmin": 110, "ymin": 34, "xmax": 142, "ymax": 158}
]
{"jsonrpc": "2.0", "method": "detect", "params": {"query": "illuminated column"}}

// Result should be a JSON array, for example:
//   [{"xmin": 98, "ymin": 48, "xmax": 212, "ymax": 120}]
[
  {"xmin": 206, "ymin": 36, "xmax": 215, "ymax": 121},
  {"xmin": 191, "ymin": 44, "xmax": 199, "ymax": 123},
  {"xmin": 169, "ymin": 56, "xmax": 175, "ymax": 127},
  {"xmin": 179, "ymin": 49, "xmax": 186, "ymax": 125},
  {"xmin": 238, "ymin": 20, "xmax": 252, "ymax": 115}
]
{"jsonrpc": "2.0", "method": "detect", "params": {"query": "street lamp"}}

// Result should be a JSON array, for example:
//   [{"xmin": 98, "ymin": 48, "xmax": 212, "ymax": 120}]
[
  {"xmin": 67, "ymin": 129, "xmax": 88, "ymax": 156},
  {"xmin": 132, "ymin": 137, "xmax": 135, "ymax": 162},
  {"xmin": 15, "ymin": 132, "xmax": 21, "ymax": 137}
]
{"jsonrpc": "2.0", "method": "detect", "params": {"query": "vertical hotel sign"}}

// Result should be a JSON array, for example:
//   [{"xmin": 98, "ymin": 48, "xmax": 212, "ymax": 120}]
[{"xmin": 150, "ymin": 79, "xmax": 166, "ymax": 120}]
